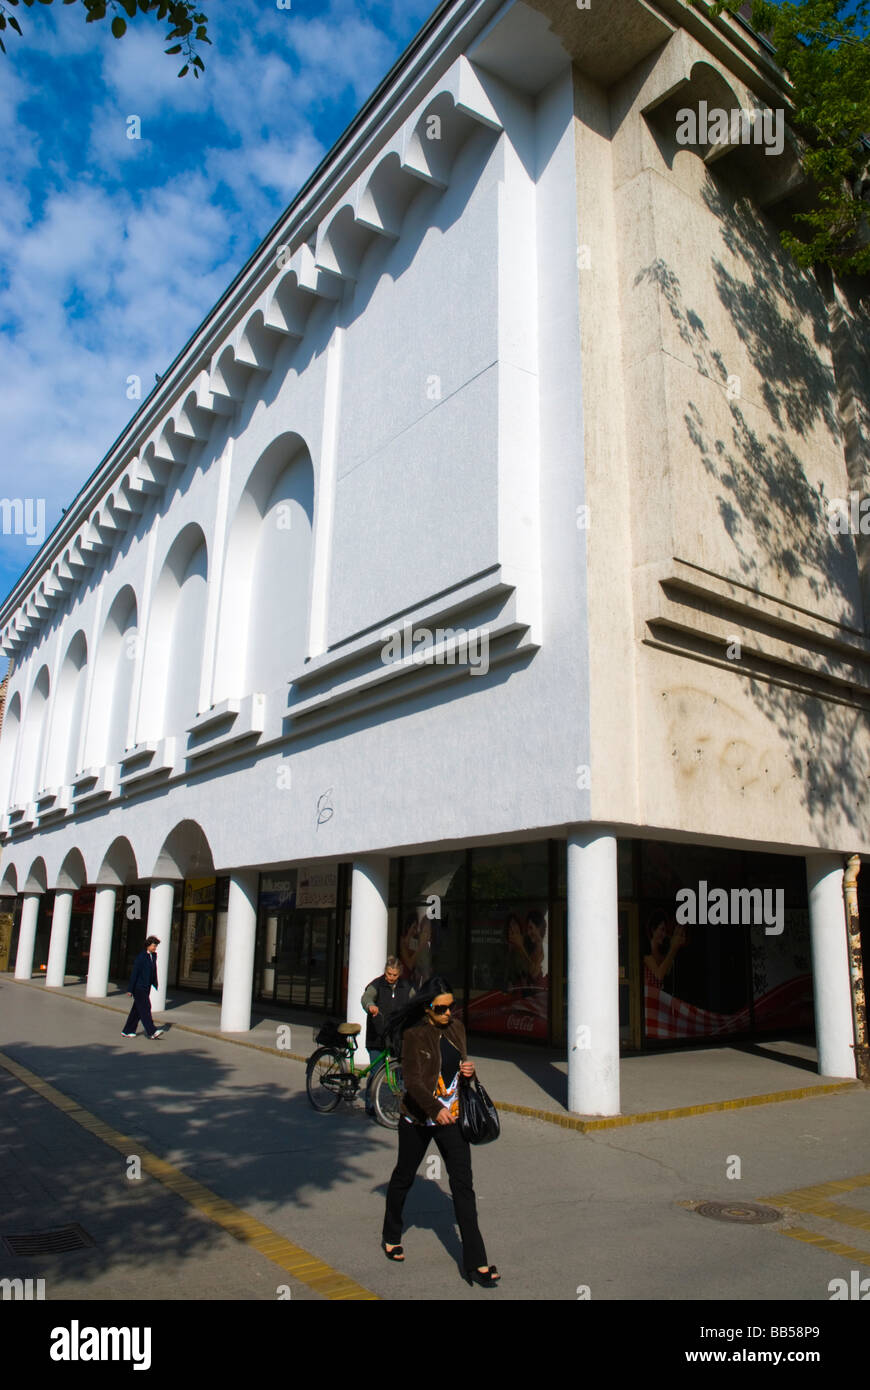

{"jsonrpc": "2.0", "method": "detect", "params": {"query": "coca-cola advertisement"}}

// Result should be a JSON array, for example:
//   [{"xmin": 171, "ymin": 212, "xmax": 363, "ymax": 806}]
[{"xmin": 466, "ymin": 903, "xmax": 549, "ymax": 1040}]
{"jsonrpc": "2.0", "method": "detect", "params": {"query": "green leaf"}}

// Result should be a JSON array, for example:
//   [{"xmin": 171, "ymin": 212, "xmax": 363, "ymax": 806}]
[
  {"xmin": 164, "ymin": 42, "xmax": 181, "ymax": 51},
  {"xmin": 177, "ymin": 62, "xmax": 188, "ymax": 76},
  {"xmin": 121, "ymin": 0, "xmax": 137, "ymax": 14},
  {"xmin": 192, "ymin": 53, "xmax": 203, "ymax": 68},
  {"xmin": 0, "ymin": 35, "xmax": 5, "ymax": 54},
  {"xmin": 0, "ymin": 17, "xmax": 6, "ymax": 31},
  {"xmin": 8, "ymin": 16, "xmax": 21, "ymax": 32},
  {"xmin": 111, "ymin": 15, "xmax": 126, "ymax": 37}
]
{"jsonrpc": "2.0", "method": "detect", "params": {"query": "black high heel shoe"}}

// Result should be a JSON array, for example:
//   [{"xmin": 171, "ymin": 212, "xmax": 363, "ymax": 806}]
[
  {"xmin": 464, "ymin": 1265, "xmax": 500, "ymax": 1287},
  {"xmin": 382, "ymin": 1241, "xmax": 405, "ymax": 1261}
]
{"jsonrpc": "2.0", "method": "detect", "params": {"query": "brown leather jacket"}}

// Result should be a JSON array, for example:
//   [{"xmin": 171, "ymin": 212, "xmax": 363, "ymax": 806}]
[{"xmin": 400, "ymin": 1016, "xmax": 468, "ymax": 1124}]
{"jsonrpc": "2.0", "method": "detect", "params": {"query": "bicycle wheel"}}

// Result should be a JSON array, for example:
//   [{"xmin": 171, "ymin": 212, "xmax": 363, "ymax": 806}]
[
  {"xmin": 370, "ymin": 1059, "xmax": 403, "ymax": 1129},
  {"xmin": 306, "ymin": 1047, "xmax": 347, "ymax": 1112}
]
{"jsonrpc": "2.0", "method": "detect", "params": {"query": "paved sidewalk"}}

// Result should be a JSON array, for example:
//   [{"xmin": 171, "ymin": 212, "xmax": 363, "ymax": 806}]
[
  {"xmin": 2, "ymin": 975, "xmax": 870, "ymax": 1303},
  {"xmin": 16, "ymin": 974, "xmax": 856, "ymax": 1122}
]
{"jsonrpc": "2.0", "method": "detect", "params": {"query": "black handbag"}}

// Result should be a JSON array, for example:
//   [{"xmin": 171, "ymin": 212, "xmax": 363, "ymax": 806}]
[{"xmin": 458, "ymin": 1074, "xmax": 500, "ymax": 1145}]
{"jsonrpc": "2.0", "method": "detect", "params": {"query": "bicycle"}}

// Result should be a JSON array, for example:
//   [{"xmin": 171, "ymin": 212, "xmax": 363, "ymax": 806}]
[{"xmin": 306, "ymin": 1021, "xmax": 404, "ymax": 1129}]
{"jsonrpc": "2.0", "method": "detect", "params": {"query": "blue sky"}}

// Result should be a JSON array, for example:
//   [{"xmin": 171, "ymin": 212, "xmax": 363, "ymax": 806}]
[{"xmin": 0, "ymin": 0, "xmax": 436, "ymax": 662}]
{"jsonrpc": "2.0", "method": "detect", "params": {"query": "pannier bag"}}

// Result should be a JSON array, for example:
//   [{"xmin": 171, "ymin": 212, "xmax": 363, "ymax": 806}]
[{"xmin": 315, "ymin": 1018, "xmax": 345, "ymax": 1048}]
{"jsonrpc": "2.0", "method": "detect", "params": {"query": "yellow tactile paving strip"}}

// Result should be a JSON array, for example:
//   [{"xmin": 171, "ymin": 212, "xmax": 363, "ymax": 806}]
[
  {"xmin": 761, "ymin": 1171, "xmax": 870, "ymax": 1265},
  {"xmin": 495, "ymin": 1081, "xmax": 859, "ymax": 1132},
  {"xmin": 0, "ymin": 1049, "xmax": 378, "ymax": 1300}
]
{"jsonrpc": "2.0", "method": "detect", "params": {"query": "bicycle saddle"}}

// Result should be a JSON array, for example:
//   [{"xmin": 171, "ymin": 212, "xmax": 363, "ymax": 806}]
[{"xmin": 338, "ymin": 1022, "xmax": 361, "ymax": 1035}]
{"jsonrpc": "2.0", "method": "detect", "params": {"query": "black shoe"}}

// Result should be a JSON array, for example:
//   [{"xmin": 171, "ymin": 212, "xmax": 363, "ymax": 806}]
[
  {"xmin": 382, "ymin": 1241, "xmax": 405, "ymax": 1261},
  {"xmin": 464, "ymin": 1265, "xmax": 500, "ymax": 1287}
]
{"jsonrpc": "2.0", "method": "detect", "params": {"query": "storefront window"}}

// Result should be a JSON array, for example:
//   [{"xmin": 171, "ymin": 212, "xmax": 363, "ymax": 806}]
[
  {"xmin": 395, "ymin": 851, "xmax": 466, "ymax": 1003},
  {"xmin": 639, "ymin": 842, "xmax": 810, "ymax": 1043},
  {"xmin": 466, "ymin": 901, "xmax": 549, "ymax": 1040},
  {"xmin": 471, "ymin": 842, "xmax": 548, "ymax": 901},
  {"xmin": 0, "ymin": 898, "xmax": 14, "ymax": 972},
  {"xmin": 178, "ymin": 877, "xmax": 224, "ymax": 990},
  {"xmin": 255, "ymin": 866, "xmax": 340, "ymax": 1011}
]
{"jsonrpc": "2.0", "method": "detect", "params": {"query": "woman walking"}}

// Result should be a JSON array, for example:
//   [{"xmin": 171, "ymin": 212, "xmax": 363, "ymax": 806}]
[{"xmin": 381, "ymin": 977, "xmax": 500, "ymax": 1287}]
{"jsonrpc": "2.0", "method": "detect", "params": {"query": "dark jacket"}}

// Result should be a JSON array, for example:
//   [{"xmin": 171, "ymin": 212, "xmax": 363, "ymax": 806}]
[
  {"xmin": 361, "ymin": 974, "xmax": 413, "ymax": 1051},
  {"xmin": 400, "ymin": 1016, "xmax": 468, "ymax": 1124},
  {"xmin": 129, "ymin": 949, "xmax": 157, "ymax": 994}
]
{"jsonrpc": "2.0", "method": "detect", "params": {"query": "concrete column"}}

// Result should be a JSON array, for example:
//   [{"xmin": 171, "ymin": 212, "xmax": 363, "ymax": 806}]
[
  {"xmin": 806, "ymin": 854, "xmax": 856, "ymax": 1078},
  {"xmin": 346, "ymin": 856, "xmax": 390, "ymax": 1065},
  {"xmin": 46, "ymin": 890, "xmax": 74, "ymax": 988},
  {"xmin": 86, "ymin": 886, "xmax": 117, "ymax": 998},
  {"xmin": 566, "ymin": 828, "xmax": 620, "ymax": 1116},
  {"xmin": 220, "ymin": 870, "xmax": 259, "ymax": 1033},
  {"xmin": 146, "ymin": 880, "xmax": 176, "ymax": 1013},
  {"xmin": 14, "ymin": 893, "xmax": 41, "ymax": 980}
]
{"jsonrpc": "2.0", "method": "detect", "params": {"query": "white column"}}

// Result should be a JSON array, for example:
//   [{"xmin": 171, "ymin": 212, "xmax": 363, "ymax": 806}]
[
  {"xmin": 567, "ymin": 828, "xmax": 620, "ymax": 1116},
  {"xmin": 146, "ymin": 880, "xmax": 176, "ymax": 1013},
  {"xmin": 220, "ymin": 870, "xmax": 259, "ymax": 1033},
  {"xmin": 14, "ymin": 893, "xmax": 41, "ymax": 980},
  {"xmin": 346, "ymin": 856, "xmax": 390, "ymax": 1066},
  {"xmin": 46, "ymin": 889, "xmax": 74, "ymax": 987},
  {"xmin": 86, "ymin": 886, "xmax": 117, "ymax": 998},
  {"xmin": 806, "ymin": 854, "xmax": 856, "ymax": 1078}
]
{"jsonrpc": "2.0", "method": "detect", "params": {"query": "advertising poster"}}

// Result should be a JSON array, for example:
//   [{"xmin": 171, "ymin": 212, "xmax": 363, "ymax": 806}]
[
  {"xmin": 750, "ymin": 908, "xmax": 813, "ymax": 1031},
  {"xmin": 466, "ymin": 903, "xmax": 549, "ymax": 1040}
]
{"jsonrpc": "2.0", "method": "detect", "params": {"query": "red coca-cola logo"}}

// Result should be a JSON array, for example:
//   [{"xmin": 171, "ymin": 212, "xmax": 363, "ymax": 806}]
[{"xmin": 506, "ymin": 1013, "xmax": 535, "ymax": 1032}]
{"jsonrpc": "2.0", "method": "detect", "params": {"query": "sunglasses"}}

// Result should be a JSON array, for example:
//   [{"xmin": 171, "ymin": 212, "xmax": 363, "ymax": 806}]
[{"xmin": 430, "ymin": 1003, "xmax": 453, "ymax": 1015}]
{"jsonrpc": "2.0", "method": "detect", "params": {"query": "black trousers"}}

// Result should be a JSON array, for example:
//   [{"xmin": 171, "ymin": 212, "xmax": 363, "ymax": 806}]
[
  {"xmin": 383, "ymin": 1119, "xmax": 488, "ymax": 1270},
  {"xmin": 122, "ymin": 989, "xmax": 157, "ymax": 1037}
]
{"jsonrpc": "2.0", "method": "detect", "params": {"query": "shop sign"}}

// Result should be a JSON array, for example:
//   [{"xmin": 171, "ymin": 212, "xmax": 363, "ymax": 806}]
[
  {"xmin": 184, "ymin": 878, "xmax": 216, "ymax": 911},
  {"xmin": 260, "ymin": 875, "xmax": 297, "ymax": 911},
  {"xmin": 297, "ymin": 865, "xmax": 337, "ymax": 909}
]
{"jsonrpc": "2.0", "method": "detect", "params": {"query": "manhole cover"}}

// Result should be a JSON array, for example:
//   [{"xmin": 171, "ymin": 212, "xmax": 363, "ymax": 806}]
[
  {"xmin": 2, "ymin": 1224, "xmax": 95, "ymax": 1256},
  {"xmin": 695, "ymin": 1201, "xmax": 781, "ymax": 1225}
]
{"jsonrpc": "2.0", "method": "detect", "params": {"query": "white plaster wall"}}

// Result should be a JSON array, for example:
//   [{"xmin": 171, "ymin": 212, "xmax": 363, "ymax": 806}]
[{"xmin": 0, "ymin": 64, "xmax": 593, "ymax": 890}]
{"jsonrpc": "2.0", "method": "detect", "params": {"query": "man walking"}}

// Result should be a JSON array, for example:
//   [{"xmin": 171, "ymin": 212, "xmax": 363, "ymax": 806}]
[
  {"xmin": 361, "ymin": 956, "xmax": 413, "ymax": 1113},
  {"xmin": 121, "ymin": 936, "xmax": 165, "ymax": 1039}
]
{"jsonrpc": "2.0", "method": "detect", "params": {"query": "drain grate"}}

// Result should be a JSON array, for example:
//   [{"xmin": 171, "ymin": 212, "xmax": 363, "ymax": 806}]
[
  {"xmin": 2, "ymin": 1223, "xmax": 95, "ymax": 1256},
  {"xmin": 695, "ymin": 1201, "xmax": 781, "ymax": 1225}
]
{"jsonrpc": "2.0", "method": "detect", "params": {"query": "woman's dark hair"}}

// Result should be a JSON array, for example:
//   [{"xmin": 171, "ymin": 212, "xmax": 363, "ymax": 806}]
[
  {"xmin": 645, "ymin": 910, "xmax": 668, "ymax": 941},
  {"xmin": 383, "ymin": 975, "xmax": 453, "ymax": 1051}
]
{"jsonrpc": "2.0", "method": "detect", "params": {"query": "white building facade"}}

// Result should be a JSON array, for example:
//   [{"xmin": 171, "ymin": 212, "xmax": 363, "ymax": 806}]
[{"xmin": 1, "ymin": 0, "xmax": 867, "ymax": 1114}]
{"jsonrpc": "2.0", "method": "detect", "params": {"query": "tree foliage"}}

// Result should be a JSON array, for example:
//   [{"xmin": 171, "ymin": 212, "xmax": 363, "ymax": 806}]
[
  {"xmin": 711, "ymin": 0, "xmax": 870, "ymax": 277},
  {"xmin": 0, "ymin": 0, "xmax": 211, "ymax": 77}
]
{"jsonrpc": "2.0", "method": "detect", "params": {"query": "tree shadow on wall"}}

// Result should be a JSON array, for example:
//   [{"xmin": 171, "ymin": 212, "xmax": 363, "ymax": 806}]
[{"xmin": 632, "ymin": 170, "xmax": 868, "ymax": 835}]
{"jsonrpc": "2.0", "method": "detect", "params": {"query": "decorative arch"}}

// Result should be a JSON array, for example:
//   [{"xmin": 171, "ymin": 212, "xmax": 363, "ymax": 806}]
[
  {"xmin": 0, "ymin": 861, "xmax": 18, "ymax": 895},
  {"xmin": 140, "ymin": 524, "xmax": 208, "ymax": 741},
  {"xmin": 150, "ymin": 819, "xmax": 215, "ymax": 880},
  {"xmin": 214, "ymin": 434, "xmax": 314, "ymax": 701},
  {"xmin": 84, "ymin": 587, "xmax": 138, "ymax": 769},
  {"xmin": 0, "ymin": 689, "xmax": 21, "ymax": 812},
  {"xmin": 56, "ymin": 847, "xmax": 88, "ymax": 892},
  {"xmin": 97, "ymin": 836, "xmax": 138, "ymax": 887},
  {"xmin": 23, "ymin": 855, "xmax": 47, "ymax": 894},
  {"xmin": 15, "ymin": 667, "xmax": 50, "ymax": 803},
  {"xmin": 45, "ymin": 629, "xmax": 88, "ymax": 787}
]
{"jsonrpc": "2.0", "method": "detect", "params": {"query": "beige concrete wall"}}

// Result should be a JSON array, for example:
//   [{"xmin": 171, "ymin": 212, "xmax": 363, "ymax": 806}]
[{"xmin": 573, "ymin": 19, "xmax": 870, "ymax": 852}]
